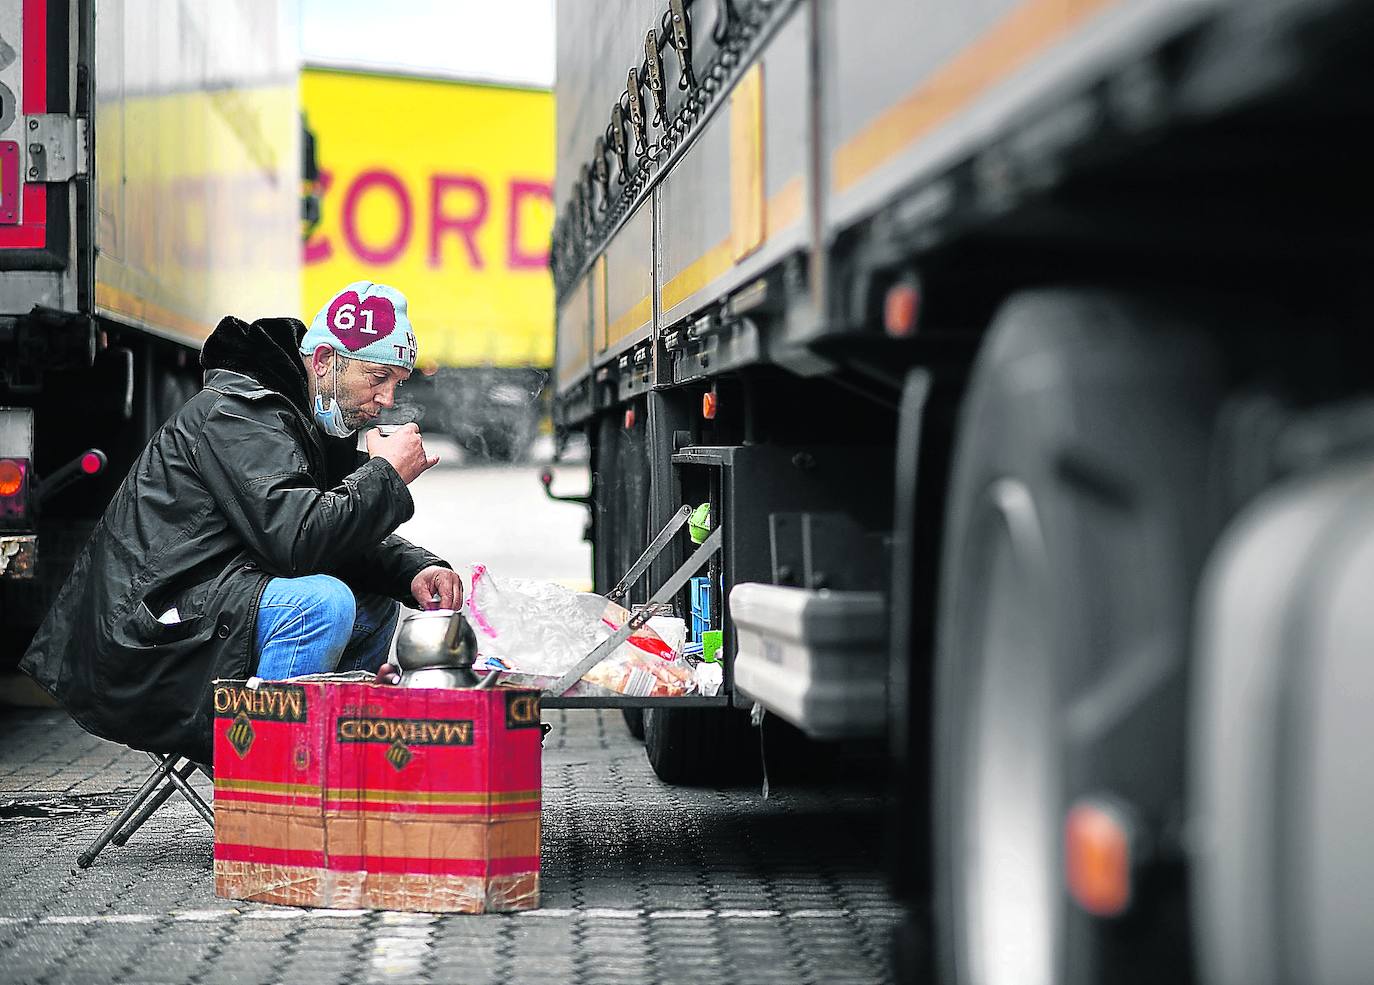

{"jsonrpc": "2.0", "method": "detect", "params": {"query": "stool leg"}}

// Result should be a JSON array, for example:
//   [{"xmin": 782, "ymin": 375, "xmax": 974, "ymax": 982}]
[
  {"xmin": 150, "ymin": 752, "xmax": 214, "ymax": 827},
  {"xmin": 111, "ymin": 759, "xmax": 197, "ymax": 847},
  {"xmin": 77, "ymin": 755, "xmax": 178, "ymax": 869}
]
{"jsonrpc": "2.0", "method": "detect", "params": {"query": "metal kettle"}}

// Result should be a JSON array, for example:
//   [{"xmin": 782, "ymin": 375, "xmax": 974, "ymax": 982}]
[{"xmin": 393, "ymin": 609, "xmax": 480, "ymax": 688}]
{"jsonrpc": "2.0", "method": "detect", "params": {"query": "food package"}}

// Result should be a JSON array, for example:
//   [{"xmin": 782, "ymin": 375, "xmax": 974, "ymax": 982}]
[
  {"xmin": 465, "ymin": 564, "xmax": 714, "ymax": 697},
  {"xmin": 212, "ymin": 679, "xmax": 541, "ymax": 913}
]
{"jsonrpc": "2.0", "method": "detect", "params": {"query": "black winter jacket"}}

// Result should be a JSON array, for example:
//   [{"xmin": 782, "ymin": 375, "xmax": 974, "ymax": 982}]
[{"xmin": 20, "ymin": 315, "xmax": 446, "ymax": 762}]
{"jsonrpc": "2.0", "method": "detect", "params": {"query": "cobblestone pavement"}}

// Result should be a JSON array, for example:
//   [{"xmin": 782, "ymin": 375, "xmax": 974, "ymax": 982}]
[{"xmin": 0, "ymin": 707, "xmax": 901, "ymax": 985}]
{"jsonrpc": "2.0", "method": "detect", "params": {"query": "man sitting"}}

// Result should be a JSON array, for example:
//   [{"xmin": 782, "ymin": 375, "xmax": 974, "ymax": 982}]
[{"xmin": 21, "ymin": 281, "xmax": 462, "ymax": 762}]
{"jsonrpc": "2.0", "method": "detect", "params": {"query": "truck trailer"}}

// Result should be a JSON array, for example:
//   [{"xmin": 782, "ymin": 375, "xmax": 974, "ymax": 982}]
[
  {"xmin": 0, "ymin": 0, "xmax": 302, "ymax": 664},
  {"xmin": 551, "ymin": 0, "xmax": 1374, "ymax": 981}
]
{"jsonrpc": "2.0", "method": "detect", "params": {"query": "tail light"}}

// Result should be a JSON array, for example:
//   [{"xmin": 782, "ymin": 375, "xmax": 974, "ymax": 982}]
[
  {"xmin": 884, "ymin": 278, "xmax": 922, "ymax": 338},
  {"xmin": 0, "ymin": 409, "xmax": 34, "ymax": 528},
  {"xmin": 1065, "ymin": 797, "xmax": 1136, "ymax": 918}
]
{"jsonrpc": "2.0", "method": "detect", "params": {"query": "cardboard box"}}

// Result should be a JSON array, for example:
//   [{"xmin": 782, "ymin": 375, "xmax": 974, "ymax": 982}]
[{"xmin": 211, "ymin": 680, "xmax": 541, "ymax": 913}]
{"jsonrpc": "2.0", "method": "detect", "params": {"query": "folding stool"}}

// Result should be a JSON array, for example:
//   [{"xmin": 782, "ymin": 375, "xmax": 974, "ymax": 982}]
[{"xmin": 76, "ymin": 753, "xmax": 213, "ymax": 868}]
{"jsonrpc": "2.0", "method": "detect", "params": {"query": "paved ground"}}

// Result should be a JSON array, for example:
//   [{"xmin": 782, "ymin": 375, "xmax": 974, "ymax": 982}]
[{"xmin": 0, "ymin": 707, "xmax": 901, "ymax": 985}]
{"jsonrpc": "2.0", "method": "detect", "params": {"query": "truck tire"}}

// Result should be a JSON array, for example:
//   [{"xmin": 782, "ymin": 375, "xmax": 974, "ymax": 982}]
[
  {"xmin": 933, "ymin": 290, "xmax": 1226, "ymax": 985},
  {"xmin": 1191, "ymin": 459, "xmax": 1374, "ymax": 985},
  {"xmin": 622, "ymin": 707, "xmax": 645, "ymax": 740},
  {"xmin": 642, "ymin": 706, "xmax": 756, "ymax": 785}
]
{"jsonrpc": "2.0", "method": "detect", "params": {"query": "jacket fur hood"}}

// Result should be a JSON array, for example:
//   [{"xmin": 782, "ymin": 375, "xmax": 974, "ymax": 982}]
[{"xmin": 200, "ymin": 316, "xmax": 312, "ymax": 419}]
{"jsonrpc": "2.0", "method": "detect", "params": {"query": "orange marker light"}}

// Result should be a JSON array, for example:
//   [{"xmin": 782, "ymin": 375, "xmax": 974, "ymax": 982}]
[
  {"xmin": 884, "ymin": 280, "xmax": 921, "ymax": 337},
  {"xmin": 624, "ymin": 406, "xmax": 636, "ymax": 429},
  {"xmin": 1065, "ymin": 799, "xmax": 1133, "ymax": 918},
  {"xmin": 0, "ymin": 459, "xmax": 24, "ymax": 498},
  {"xmin": 702, "ymin": 390, "xmax": 718, "ymax": 420}
]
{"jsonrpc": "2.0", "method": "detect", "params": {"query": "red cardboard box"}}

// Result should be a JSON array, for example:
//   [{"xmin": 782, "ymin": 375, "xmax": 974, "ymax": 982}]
[{"xmin": 211, "ymin": 680, "xmax": 541, "ymax": 912}]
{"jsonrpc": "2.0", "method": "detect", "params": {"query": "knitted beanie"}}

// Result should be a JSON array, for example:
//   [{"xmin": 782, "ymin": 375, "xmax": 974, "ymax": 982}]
[{"xmin": 300, "ymin": 281, "xmax": 417, "ymax": 370}]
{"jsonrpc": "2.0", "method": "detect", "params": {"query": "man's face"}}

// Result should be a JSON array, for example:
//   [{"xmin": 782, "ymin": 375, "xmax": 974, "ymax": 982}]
[{"xmin": 317, "ymin": 351, "xmax": 411, "ymax": 430}]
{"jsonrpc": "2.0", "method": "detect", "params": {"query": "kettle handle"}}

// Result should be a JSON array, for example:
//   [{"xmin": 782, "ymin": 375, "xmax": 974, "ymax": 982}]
[{"xmin": 443, "ymin": 611, "xmax": 463, "ymax": 653}]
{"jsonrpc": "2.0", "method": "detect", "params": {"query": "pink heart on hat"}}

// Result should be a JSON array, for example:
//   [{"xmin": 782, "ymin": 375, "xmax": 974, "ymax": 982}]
[{"xmin": 326, "ymin": 291, "xmax": 397, "ymax": 352}]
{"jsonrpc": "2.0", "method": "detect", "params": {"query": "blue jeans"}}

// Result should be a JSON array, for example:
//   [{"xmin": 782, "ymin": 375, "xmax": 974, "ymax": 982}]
[{"xmin": 252, "ymin": 574, "xmax": 400, "ymax": 679}]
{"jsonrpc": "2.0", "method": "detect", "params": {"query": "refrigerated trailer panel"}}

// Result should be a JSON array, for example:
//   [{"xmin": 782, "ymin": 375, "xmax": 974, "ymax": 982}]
[
  {"xmin": 1, "ymin": 0, "xmax": 301, "ymax": 340},
  {"xmin": 655, "ymin": 7, "xmax": 810, "ymax": 334},
  {"xmin": 553, "ymin": 0, "xmax": 658, "ymax": 218},
  {"xmin": 92, "ymin": 1, "xmax": 301, "ymax": 344},
  {"xmin": 599, "ymin": 200, "xmax": 653, "ymax": 361},
  {"xmin": 556, "ymin": 273, "xmax": 592, "ymax": 396},
  {"xmin": 822, "ymin": 0, "xmax": 1226, "ymax": 234}
]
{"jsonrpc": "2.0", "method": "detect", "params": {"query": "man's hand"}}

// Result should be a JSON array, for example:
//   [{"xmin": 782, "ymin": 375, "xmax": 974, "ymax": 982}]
[
  {"xmin": 366, "ymin": 423, "xmax": 439, "ymax": 484},
  {"xmin": 410, "ymin": 565, "xmax": 464, "ymax": 610}
]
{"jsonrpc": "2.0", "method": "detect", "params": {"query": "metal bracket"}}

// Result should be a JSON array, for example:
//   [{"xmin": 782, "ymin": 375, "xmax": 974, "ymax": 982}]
[
  {"xmin": 609, "ymin": 103, "xmax": 630, "ymax": 181},
  {"xmin": 668, "ymin": 0, "xmax": 697, "ymax": 90},
  {"xmin": 592, "ymin": 137, "xmax": 611, "ymax": 206},
  {"xmin": 769, "ymin": 511, "xmax": 887, "ymax": 591},
  {"xmin": 24, "ymin": 114, "xmax": 88, "ymax": 182},
  {"xmin": 0, "ymin": 141, "xmax": 18, "ymax": 223},
  {"xmin": 546, "ymin": 525, "xmax": 722, "ymax": 695},
  {"xmin": 575, "ymin": 165, "xmax": 591, "ymax": 234},
  {"xmin": 645, "ymin": 30, "xmax": 668, "ymax": 124},
  {"xmin": 606, "ymin": 503, "xmax": 693, "ymax": 603},
  {"xmin": 626, "ymin": 68, "xmax": 648, "ymax": 157}
]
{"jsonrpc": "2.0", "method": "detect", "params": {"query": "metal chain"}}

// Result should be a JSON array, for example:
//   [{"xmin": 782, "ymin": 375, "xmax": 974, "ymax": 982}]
[{"xmin": 553, "ymin": 0, "xmax": 778, "ymax": 299}]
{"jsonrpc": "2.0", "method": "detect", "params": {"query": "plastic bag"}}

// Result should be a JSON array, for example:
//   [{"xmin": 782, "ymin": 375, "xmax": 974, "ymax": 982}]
[{"xmin": 465, "ymin": 564, "xmax": 706, "ymax": 697}]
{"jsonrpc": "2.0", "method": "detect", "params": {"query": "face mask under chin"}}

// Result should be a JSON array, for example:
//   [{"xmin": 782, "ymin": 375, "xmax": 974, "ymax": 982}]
[{"xmin": 312, "ymin": 355, "xmax": 356, "ymax": 438}]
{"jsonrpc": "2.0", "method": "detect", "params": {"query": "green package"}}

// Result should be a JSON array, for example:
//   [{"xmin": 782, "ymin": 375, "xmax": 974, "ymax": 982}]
[
  {"xmin": 701, "ymin": 630, "xmax": 723, "ymax": 663},
  {"xmin": 689, "ymin": 503, "xmax": 711, "ymax": 544}
]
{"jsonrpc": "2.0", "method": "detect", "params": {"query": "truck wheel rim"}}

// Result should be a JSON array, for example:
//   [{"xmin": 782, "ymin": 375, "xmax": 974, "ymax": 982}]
[{"xmin": 959, "ymin": 478, "xmax": 1059, "ymax": 985}]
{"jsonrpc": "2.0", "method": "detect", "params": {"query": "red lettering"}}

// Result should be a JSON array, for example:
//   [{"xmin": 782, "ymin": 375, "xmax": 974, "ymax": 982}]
[
  {"xmin": 303, "ymin": 169, "xmax": 334, "ymax": 265},
  {"xmin": 507, "ymin": 179, "xmax": 553, "ymax": 271},
  {"xmin": 342, "ymin": 169, "xmax": 412, "ymax": 265},
  {"xmin": 429, "ymin": 174, "xmax": 488, "ymax": 269}
]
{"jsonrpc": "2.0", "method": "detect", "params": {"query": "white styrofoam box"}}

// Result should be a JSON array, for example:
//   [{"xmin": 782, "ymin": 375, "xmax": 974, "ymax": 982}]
[{"xmin": 729, "ymin": 583, "xmax": 888, "ymax": 740}]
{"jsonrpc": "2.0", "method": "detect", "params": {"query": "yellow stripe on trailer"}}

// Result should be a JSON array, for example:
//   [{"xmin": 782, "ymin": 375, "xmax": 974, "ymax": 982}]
[
  {"xmin": 95, "ymin": 283, "xmax": 215, "ymax": 345},
  {"xmin": 730, "ymin": 63, "xmax": 767, "ymax": 264},
  {"xmin": 607, "ymin": 295, "xmax": 653, "ymax": 348},
  {"xmin": 832, "ymin": 0, "xmax": 1118, "ymax": 194},
  {"xmin": 661, "ymin": 238, "xmax": 736, "ymax": 314}
]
